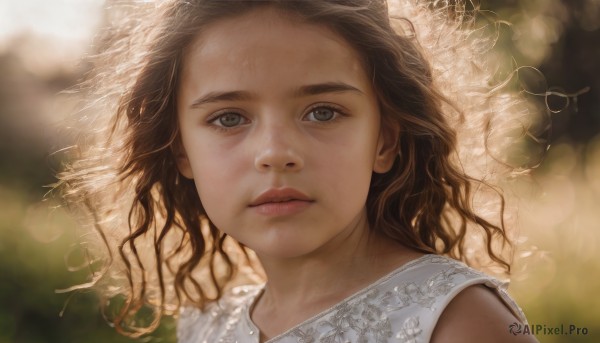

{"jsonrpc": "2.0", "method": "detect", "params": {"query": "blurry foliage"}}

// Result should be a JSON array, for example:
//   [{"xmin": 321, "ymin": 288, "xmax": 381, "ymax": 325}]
[
  {"xmin": 485, "ymin": 0, "xmax": 600, "ymax": 144},
  {"xmin": 0, "ymin": 0, "xmax": 598, "ymax": 342},
  {"xmin": 0, "ymin": 187, "xmax": 177, "ymax": 342},
  {"xmin": 0, "ymin": 12, "xmax": 178, "ymax": 343},
  {"xmin": 482, "ymin": 3, "xmax": 600, "ymax": 342}
]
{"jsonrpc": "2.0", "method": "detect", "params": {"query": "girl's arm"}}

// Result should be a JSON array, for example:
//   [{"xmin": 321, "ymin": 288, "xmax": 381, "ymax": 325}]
[{"xmin": 431, "ymin": 285, "xmax": 539, "ymax": 343}]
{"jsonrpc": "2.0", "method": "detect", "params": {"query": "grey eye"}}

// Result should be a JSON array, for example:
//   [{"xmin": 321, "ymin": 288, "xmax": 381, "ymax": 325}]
[
  {"xmin": 309, "ymin": 107, "xmax": 335, "ymax": 121},
  {"xmin": 218, "ymin": 113, "xmax": 243, "ymax": 127}
]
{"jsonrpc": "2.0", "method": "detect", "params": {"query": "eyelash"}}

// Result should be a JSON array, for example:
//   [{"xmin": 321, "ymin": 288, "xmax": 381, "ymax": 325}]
[{"xmin": 206, "ymin": 104, "xmax": 347, "ymax": 132}]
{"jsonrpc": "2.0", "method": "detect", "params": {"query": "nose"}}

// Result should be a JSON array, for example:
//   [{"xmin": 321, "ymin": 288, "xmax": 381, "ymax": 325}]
[{"xmin": 253, "ymin": 124, "xmax": 304, "ymax": 173}]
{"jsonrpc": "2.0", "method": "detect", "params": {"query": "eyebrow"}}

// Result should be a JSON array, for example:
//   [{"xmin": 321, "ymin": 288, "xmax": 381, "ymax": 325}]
[{"xmin": 189, "ymin": 82, "xmax": 363, "ymax": 109}]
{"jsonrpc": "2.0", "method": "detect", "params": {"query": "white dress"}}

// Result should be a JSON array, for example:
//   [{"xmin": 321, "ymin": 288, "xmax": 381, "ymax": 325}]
[{"xmin": 177, "ymin": 254, "xmax": 527, "ymax": 343}]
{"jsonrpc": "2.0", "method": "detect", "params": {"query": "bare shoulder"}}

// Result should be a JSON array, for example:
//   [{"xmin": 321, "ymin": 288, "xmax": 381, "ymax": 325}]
[{"xmin": 430, "ymin": 285, "xmax": 539, "ymax": 343}]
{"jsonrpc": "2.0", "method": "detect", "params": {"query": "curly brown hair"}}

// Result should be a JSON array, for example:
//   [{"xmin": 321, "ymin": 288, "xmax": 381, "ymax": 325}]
[{"xmin": 57, "ymin": 0, "xmax": 531, "ymax": 337}]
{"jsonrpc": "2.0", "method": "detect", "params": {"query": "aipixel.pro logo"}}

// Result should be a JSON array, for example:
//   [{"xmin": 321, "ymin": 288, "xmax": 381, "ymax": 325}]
[{"xmin": 509, "ymin": 322, "xmax": 589, "ymax": 336}]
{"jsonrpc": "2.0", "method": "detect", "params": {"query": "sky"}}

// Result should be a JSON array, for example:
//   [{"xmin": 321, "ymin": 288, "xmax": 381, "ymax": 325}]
[
  {"xmin": 0, "ymin": 0, "xmax": 102, "ymax": 41},
  {"xmin": 0, "ymin": 0, "xmax": 104, "ymax": 75}
]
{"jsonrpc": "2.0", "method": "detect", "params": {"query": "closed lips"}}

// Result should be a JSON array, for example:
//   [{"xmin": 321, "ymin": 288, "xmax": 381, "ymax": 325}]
[{"xmin": 249, "ymin": 188, "xmax": 313, "ymax": 206}]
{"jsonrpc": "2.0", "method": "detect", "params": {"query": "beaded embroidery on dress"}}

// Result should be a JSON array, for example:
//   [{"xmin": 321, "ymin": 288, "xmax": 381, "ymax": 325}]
[{"xmin": 177, "ymin": 254, "xmax": 527, "ymax": 343}]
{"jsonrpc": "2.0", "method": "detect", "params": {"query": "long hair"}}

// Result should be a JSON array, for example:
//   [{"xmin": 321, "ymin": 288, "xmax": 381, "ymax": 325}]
[{"xmin": 56, "ymin": 0, "xmax": 533, "ymax": 337}]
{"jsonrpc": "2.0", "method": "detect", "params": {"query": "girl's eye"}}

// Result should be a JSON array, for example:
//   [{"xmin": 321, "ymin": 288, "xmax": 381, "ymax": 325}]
[
  {"xmin": 212, "ymin": 112, "xmax": 246, "ymax": 128},
  {"xmin": 305, "ymin": 106, "xmax": 342, "ymax": 122}
]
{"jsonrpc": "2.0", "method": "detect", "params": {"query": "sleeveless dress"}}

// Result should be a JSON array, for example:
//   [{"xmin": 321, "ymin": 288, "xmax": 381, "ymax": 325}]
[{"xmin": 177, "ymin": 254, "xmax": 527, "ymax": 343}]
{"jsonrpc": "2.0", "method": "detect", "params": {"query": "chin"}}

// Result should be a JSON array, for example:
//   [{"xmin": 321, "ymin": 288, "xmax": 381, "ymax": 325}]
[{"xmin": 250, "ymin": 239, "xmax": 322, "ymax": 260}]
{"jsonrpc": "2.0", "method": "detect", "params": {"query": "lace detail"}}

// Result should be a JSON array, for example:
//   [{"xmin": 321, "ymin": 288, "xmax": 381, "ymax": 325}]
[
  {"xmin": 382, "ymin": 262, "xmax": 484, "ymax": 312},
  {"xmin": 177, "ymin": 255, "xmax": 527, "ymax": 343},
  {"xmin": 290, "ymin": 289, "xmax": 394, "ymax": 343},
  {"xmin": 395, "ymin": 317, "xmax": 422, "ymax": 343}
]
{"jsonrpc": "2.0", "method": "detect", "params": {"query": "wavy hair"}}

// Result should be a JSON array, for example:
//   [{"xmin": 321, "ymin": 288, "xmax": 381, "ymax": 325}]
[{"xmin": 56, "ymin": 0, "xmax": 533, "ymax": 337}]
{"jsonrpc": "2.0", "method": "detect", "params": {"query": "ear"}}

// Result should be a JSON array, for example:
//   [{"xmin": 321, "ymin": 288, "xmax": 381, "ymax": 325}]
[
  {"xmin": 373, "ymin": 119, "xmax": 400, "ymax": 174},
  {"xmin": 172, "ymin": 141, "xmax": 194, "ymax": 179}
]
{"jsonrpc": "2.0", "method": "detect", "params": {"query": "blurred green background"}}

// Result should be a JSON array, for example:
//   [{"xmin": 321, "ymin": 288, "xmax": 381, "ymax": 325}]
[{"xmin": 0, "ymin": 0, "xmax": 598, "ymax": 342}]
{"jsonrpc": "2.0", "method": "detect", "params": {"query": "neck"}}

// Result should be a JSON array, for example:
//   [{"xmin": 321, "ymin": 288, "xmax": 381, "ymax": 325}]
[
  {"xmin": 249, "ymin": 212, "xmax": 424, "ymax": 342},
  {"xmin": 254, "ymin": 213, "xmax": 419, "ymax": 311}
]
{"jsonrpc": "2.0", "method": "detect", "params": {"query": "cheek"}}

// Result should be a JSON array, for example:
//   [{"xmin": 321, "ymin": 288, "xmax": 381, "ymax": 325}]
[
  {"xmin": 317, "ymin": 132, "xmax": 377, "ymax": 205},
  {"xmin": 189, "ymin": 146, "xmax": 248, "ymax": 218},
  {"xmin": 184, "ymin": 131, "xmax": 243, "ymax": 179},
  {"xmin": 195, "ymin": 157, "xmax": 238, "ymax": 190}
]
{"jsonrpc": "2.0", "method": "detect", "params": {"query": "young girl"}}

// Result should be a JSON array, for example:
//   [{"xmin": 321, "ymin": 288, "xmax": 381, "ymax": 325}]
[{"xmin": 58, "ymin": 0, "xmax": 540, "ymax": 342}]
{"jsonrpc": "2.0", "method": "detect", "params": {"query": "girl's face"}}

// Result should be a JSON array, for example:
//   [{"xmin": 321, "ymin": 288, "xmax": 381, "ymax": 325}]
[{"xmin": 176, "ymin": 7, "xmax": 397, "ymax": 259}]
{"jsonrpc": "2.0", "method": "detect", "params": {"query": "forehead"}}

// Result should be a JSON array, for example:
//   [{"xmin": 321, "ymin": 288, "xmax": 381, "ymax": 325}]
[{"xmin": 179, "ymin": 7, "xmax": 370, "ymax": 99}]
